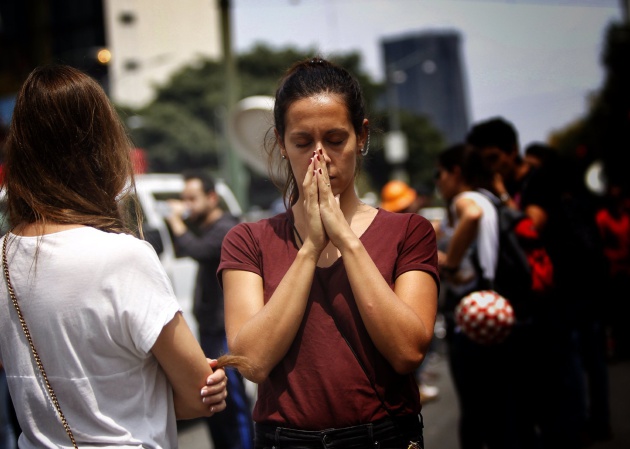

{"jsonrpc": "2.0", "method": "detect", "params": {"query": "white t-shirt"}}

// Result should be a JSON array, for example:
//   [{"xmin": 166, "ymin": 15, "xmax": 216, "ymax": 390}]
[
  {"xmin": 0, "ymin": 227, "xmax": 181, "ymax": 448},
  {"xmin": 450, "ymin": 190, "xmax": 499, "ymax": 282}
]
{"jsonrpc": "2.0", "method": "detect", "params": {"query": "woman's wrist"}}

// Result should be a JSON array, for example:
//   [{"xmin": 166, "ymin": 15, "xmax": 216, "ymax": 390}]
[
  {"xmin": 297, "ymin": 241, "xmax": 323, "ymax": 263},
  {"xmin": 334, "ymin": 231, "xmax": 362, "ymax": 255}
]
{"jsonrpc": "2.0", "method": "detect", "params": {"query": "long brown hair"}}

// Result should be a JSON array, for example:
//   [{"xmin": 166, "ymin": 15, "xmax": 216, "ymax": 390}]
[{"xmin": 4, "ymin": 64, "xmax": 138, "ymax": 234}]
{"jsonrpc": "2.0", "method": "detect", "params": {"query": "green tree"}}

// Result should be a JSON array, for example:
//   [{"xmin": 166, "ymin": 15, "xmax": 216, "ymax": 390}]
[
  {"xmin": 121, "ymin": 44, "xmax": 444, "ymax": 207},
  {"xmin": 586, "ymin": 22, "xmax": 630, "ymax": 188},
  {"xmin": 121, "ymin": 102, "xmax": 218, "ymax": 172},
  {"xmin": 364, "ymin": 109, "xmax": 445, "ymax": 199},
  {"xmin": 550, "ymin": 21, "xmax": 630, "ymax": 191}
]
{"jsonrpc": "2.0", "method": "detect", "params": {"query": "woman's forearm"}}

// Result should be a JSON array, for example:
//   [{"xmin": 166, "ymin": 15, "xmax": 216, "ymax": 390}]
[
  {"xmin": 226, "ymin": 246, "xmax": 319, "ymax": 383},
  {"xmin": 339, "ymin": 237, "xmax": 437, "ymax": 374}
]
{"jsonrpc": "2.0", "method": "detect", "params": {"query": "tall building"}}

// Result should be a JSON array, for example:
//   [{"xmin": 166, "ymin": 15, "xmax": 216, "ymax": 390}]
[
  {"xmin": 382, "ymin": 30, "xmax": 470, "ymax": 144},
  {"xmin": 0, "ymin": 0, "xmax": 222, "ymax": 112},
  {"xmin": 0, "ymin": 0, "xmax": 107, "ymax": 125},
  {"xmin": 103, "ymin": 0, "xmax": 221, "ymax": 107}
]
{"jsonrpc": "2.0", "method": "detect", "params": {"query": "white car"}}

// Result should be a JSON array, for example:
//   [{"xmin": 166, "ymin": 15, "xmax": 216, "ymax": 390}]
[
  {"xmin": 133, "ymin": 173, "xmax": 242, "ymax": 336},
  {"xmin": 0, "ymin": 173, "xmax": 243, "ymax": 333},
  {"xmin": 135, "ymin": 174, "xmax": 258, "ymax": 402}
]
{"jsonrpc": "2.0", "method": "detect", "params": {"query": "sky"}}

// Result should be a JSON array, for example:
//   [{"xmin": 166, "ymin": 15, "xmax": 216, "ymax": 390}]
[{"xmin": 231, "ymin": 0, "xmax": 622, "ymax": 149}]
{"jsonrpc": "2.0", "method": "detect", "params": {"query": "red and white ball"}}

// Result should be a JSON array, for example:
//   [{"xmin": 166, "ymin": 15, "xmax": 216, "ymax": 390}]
[{"xmin": 455, "ymin": 290, "xmax": 515, "ymax": 345}]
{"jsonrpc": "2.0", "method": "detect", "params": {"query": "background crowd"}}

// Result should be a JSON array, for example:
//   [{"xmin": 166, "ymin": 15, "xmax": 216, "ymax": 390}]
[{"xmin": 382, "ymin": 116, "xmax": 628, "ymax": 449}]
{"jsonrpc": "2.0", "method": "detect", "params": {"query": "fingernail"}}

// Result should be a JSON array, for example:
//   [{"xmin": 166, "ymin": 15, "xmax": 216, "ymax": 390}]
[
  {"xmin": 201, "ymin": 388, "xmax": 206, "ymax": 395},
  {"xmin": 316, "ymin": 155, "xmax": 320, "ymax": 161},
  {"xmin": 202, "ymin": 397, "xmax": 208, "ymax": 404},
  {"xmin": 309, "ymin": 157, "xmax": 313, "ymax": 165},
  {"xmin": 319, "ymin": 149, "xmax": 323, "ymax": 155},
  {"xmin": 318, "ymin": 168, "xmax": 322, "ymax": 174},
  {"xmin": 210, "ymin": 406, "xmax": 215, "ymax": 413}
]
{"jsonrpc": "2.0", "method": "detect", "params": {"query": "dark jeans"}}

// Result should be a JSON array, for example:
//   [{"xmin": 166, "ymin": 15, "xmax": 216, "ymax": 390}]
[
  {"xmin": 577, "ymin": 317, "xmax": 611, "ymax": 436},
  {"xmin": 254, "ymin": 414, "xmax": 424, "ymax": 449},
  {"xmin": 529, "ymin": 319, "xmax": 587, "ymax": 448},
  {"xmin": 446, "ymin": 322, "xmax": 539, "ymax": 449},
  {"xmin": 200, "ymin": 332, "xmax": 254, "ymax": 449}
]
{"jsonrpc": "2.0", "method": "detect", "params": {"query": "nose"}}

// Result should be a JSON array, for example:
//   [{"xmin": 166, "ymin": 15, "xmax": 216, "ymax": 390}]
[{"xmin": 317, "ymin": 146, "xmax": 331, "ymax": 162}]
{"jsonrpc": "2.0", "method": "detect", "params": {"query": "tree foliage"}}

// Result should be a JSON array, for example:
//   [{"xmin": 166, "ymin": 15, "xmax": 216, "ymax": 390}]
[
  {"xmin": 120, "ymin": 44, "xmax": 445, "ymax": 207},
  {"xmin": 549, "ymin": 21, "xmax": 630, "ymax": 191}
]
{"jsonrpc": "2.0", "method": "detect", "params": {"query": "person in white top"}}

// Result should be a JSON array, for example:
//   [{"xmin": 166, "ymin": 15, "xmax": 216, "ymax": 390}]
[
  {"xmin": 0, "ymin": 65, "xmax": 242, "ymax": 448},
  {"xmin": 436, "ymin": 144, "xmax": 498, "ymax": 288},
  {"xmin": 434, "ymin": 143, "xmax": 537, "ymax": 448}
]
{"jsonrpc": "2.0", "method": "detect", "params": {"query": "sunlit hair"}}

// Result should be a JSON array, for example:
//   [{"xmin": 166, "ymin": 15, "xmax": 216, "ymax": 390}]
[
  {"xmin": 265, "ymin": 57, "xmax": 368, "ymax": 208},
  {"xmin": 215, "ymin": 354, "xmax": 258, "ymax": 374},
  {"xmin": 4, "ymin": 64, "xmax": 140, "ymax": 235}
]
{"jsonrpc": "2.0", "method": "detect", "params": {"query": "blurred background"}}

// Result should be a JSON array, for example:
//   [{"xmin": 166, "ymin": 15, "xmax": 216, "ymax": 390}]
[
  {"xmin": 0, "ymin": 0, "xmax": 627, "ymax": 216},
  {"xmin": 1, "ymin": 2, "xmax": 629, "ymax": 448}
]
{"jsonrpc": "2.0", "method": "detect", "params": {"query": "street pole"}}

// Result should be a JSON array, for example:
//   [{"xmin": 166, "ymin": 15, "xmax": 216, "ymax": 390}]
[
  {"xmin": 384, "ymin": 63, "xmax": 409, "ymax": 183},
  {"xmin": 219, "ymin": 0, "xmax": 249, "ymax": 211}
]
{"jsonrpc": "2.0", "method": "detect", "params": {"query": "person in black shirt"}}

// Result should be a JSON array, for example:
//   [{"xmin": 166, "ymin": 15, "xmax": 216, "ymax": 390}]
[
  {"xmin": 467, "ymin": 118, "xmax": 611, "ymax": 447},
  {"xmin": 167, "ymin": 170, "xmax": 254, "ymax": 449}
]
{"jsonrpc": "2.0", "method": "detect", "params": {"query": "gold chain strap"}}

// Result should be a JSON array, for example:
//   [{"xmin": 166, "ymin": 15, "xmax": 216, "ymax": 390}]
[{"xmin": 2, "ymin": 234, "xmax": 78, "ymax": 448}]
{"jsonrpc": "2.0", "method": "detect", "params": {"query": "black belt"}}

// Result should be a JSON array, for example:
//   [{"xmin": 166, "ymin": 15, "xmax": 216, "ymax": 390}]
[{"xmin": 255, "ymin": 414, "xmax": 423, "ymax": 449}]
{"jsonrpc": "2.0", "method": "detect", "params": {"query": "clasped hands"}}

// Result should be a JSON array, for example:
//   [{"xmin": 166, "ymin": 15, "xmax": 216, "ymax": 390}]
[{"xmin": 301, "ymin": 149, "xmax": 352, "ymax": 253}]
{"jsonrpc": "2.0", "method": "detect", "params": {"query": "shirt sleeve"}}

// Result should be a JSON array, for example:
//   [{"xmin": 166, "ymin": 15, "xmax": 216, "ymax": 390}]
[
  {"xmin": 395, "ymin": 214, "xmax": 440, "ymax": 290},
  {"xmin": 217, "ymin": 223, "xmax": 262, "ymax": 290},
  {"xmin": 116, "ymin": 238, "xmax": 182, "ymax": 354}
]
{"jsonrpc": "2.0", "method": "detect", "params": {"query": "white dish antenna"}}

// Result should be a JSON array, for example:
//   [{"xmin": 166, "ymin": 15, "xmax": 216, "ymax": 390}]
[
  {"xmin": 584, "ymin": 160, "xmax": 606, "ymax": 195},
  {"xmin": 228, "ymin": 95, "xmax": 275, "ymax": 176}
]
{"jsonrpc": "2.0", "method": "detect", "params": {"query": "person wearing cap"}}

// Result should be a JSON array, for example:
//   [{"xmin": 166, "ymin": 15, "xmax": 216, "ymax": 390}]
[{"xmin": 380, "ymin": 180, "xmax": 422, "ymax": 214}]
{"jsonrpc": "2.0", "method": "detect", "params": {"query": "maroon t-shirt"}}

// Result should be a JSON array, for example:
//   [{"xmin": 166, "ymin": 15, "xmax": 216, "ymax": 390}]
[{"xmin": 218, "ymin": 208, "xmax": 439, "ymax": 430}]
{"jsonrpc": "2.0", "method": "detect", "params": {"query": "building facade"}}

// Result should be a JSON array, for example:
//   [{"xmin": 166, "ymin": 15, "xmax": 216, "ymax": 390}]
[
  {"xmin": 104, "ymin": 0, "xmax": 222, "ymax": 107},
  {"xmin": 0, "ymin": 0, "xmax": 222, "ymax": 112},
  {"xmin": 382, "ymin": 30, "xmax": 470, "ymax": 145}
]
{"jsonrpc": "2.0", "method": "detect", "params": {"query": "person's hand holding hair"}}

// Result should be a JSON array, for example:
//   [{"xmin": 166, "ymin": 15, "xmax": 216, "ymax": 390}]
[{"xmin": 199, "ymin": 359, "xmax": 228, "ymax": 415}]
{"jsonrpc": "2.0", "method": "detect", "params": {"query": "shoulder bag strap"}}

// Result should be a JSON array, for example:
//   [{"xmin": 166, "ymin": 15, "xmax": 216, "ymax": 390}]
[{"xmin": 2, "ymin": 234, "xmax": 78, "ymax": 448}]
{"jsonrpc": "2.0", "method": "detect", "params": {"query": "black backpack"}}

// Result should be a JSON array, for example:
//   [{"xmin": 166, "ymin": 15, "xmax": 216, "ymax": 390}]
[{"xmin": 477, "ymin": 190, "xmax": 533, "ymax": 320}]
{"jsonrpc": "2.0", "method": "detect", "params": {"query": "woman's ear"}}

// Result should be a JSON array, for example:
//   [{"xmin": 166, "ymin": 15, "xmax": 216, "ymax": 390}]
[
  {"xmin": 275, "ymin": 128, "xmax": 284, "ymax": 148},
  {"xmin": 275, "ymin": 128, "xmax": 287, "ymax": 158}
]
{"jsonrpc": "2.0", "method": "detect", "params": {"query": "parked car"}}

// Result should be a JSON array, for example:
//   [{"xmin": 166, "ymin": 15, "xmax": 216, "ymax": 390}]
[
  {"xmin": 133, "ymin": 173, "xmax": 242, "ymax": 336},
  {"xmin": 0, "ymin": 174, "xmax": 241, "ymax": 334}
]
